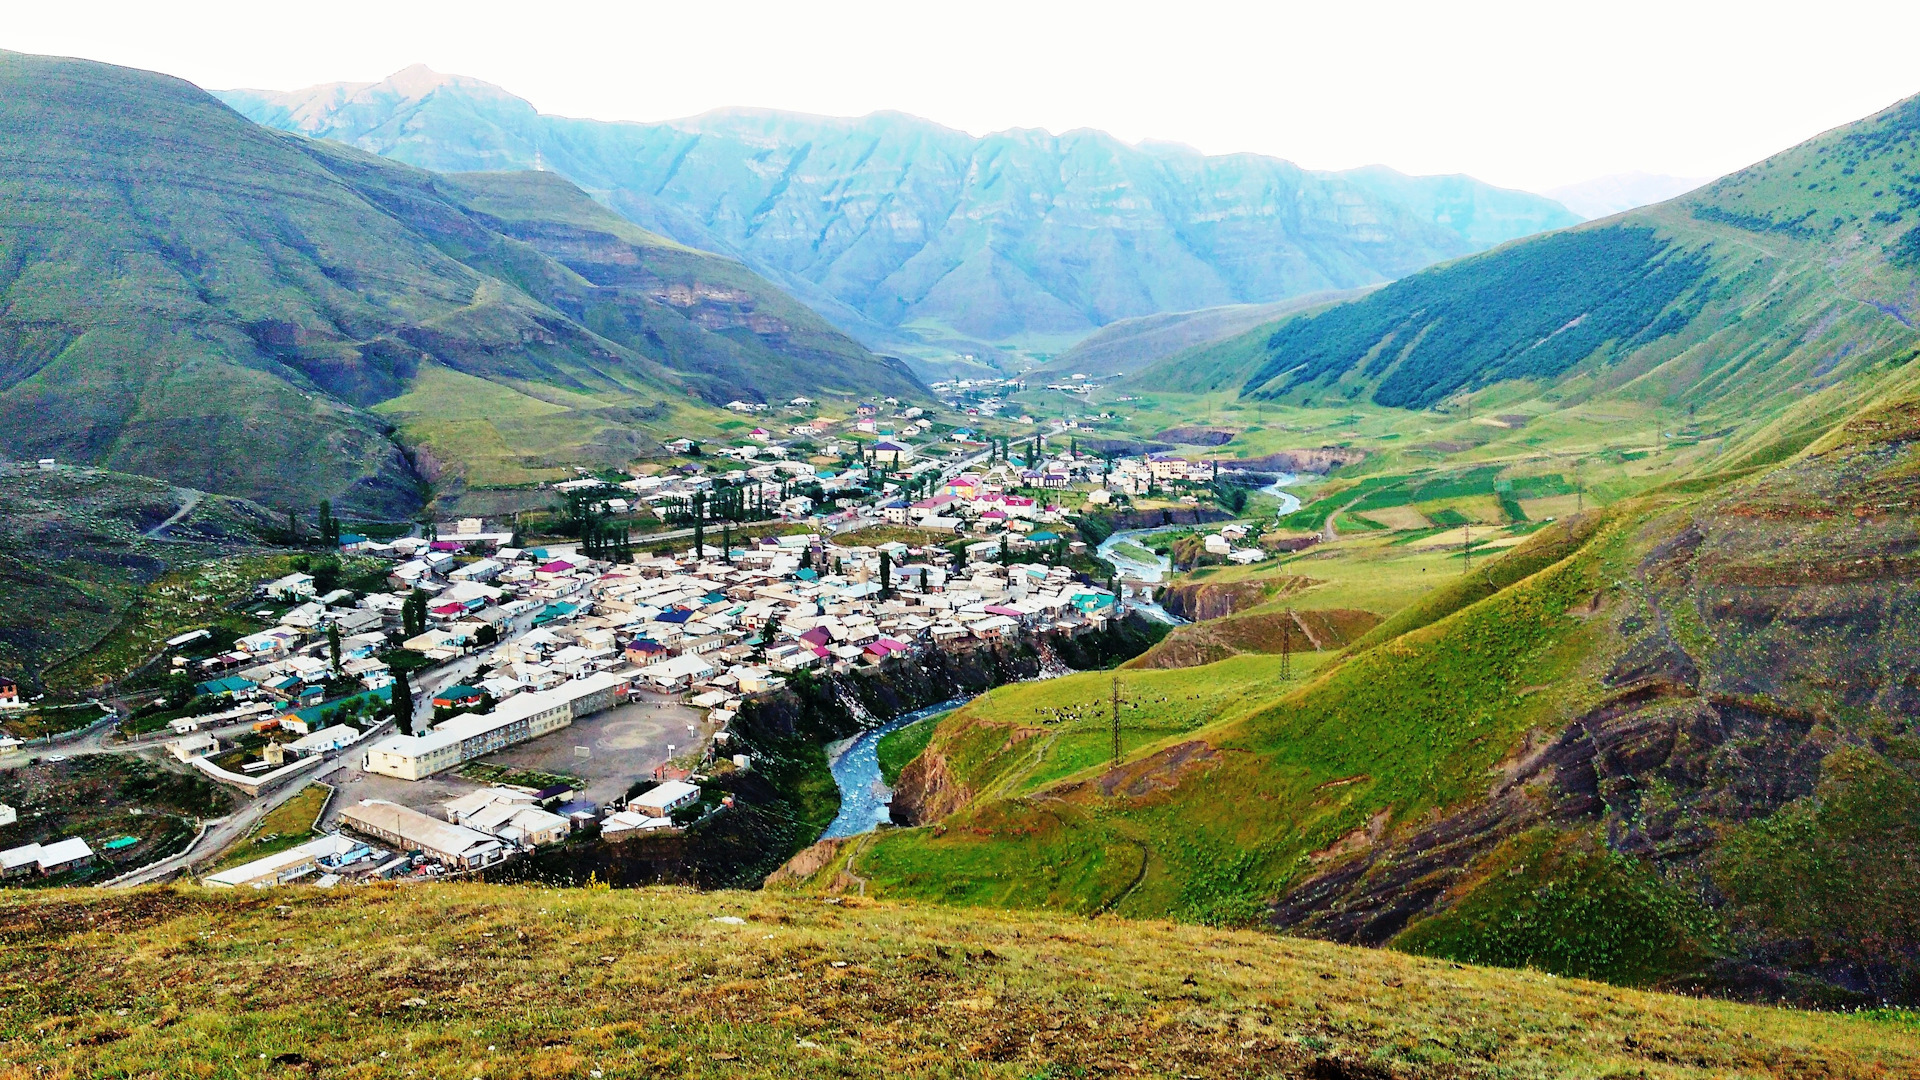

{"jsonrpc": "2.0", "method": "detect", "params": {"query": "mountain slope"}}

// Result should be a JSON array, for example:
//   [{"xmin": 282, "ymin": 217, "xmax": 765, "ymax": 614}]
[
  {"xmin": 798, "ymin": 362, "xmax": 1920, "ymax": 1004},
  {"xmin": 217, "ymin": 68, "xmax": 1581, "ymax": 363},
  {"xmin": 7, "ymin": 885, "xmax": 1918, "ymax": 1078},
  {"xmin": 0, "ymin": 52, "xmax": 917, "ymax": 513},
  {"xmin": 1034, "ymin": 292, "xmax": 1366, "ymax": 380},
  {"xmin": 1233, "ymin": 92, "xmax": 1920, "ymax": 437}
]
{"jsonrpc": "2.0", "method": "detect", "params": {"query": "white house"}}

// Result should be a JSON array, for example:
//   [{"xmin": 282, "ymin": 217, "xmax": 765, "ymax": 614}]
[
  {"xmin": 285, "ymin": 725, "xmax": 359, "ymax": 756},
  {"xmin": 629, "ymin": 780, "xmax": 701, "ymax": 818},
  {"xmin": 264, "ymin": 573, "xmax": 316, "ymax": 600},
  {"xmin": 168, "ymin": 733, "xmax": 221, "ymax": 762}
]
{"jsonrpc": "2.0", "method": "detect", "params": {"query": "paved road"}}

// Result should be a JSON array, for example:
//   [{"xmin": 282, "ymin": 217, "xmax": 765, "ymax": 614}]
[{"xmin": 106, "ymin": 761, "xmax": 344, "ymax": 887}]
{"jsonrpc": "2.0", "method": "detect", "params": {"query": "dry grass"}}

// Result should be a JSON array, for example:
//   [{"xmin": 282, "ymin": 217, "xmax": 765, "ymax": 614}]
[{"xmin": 1, "ymin": 884, "xmax": 1914, "ymax": 1078}]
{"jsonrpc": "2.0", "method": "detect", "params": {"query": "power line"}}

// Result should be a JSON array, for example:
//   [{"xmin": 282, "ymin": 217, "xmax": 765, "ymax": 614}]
[{"xmin": 1278, "ymin": 609, "xmax": 1293, "ymax": 681}]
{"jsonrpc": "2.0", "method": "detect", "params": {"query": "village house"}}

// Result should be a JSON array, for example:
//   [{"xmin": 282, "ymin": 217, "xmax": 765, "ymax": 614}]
[{"xmin": 339, "ymin": 800, "xmax": 505, "ymax": 869}]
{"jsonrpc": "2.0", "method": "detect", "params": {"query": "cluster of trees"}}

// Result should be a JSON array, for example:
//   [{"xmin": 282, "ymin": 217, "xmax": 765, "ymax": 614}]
[
  {"xmin": 983, "ymin": 435, "xmax": 1055, "ymax": 469},
  {"xmin": 390, "ymin": 672, "xmax": 414, "ymax": 736},
  {"xmin": 316, "ymin": 500, "xmax": 342, "ymax": 545},
  {"xmin": 660, "ymin": 482, "xmax": 774, "ymax": 526},
  {"xmin": 1212, "ymin": 482, "xmax": 1250, "ymax": 514},
  {"xmin": 581, "ymin": 521, "xmax": 635, "ymax": 560}
]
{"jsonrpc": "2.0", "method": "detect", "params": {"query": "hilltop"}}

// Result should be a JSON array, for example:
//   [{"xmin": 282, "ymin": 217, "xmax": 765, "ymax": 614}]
[
  {"xmin": 0, "ymin": 462, "xmax": 289, "ymax": 697},
  {"xmin": 217, "ymin": 68, "xmax": 1580, "ymax": 368},
  {"xmin": 3, "ymin": 884, "xmax": 1916, "ymax": 1078},
  {"xmin": 0, "ymin": 51, "xmax": 920, "ymax": 516}
]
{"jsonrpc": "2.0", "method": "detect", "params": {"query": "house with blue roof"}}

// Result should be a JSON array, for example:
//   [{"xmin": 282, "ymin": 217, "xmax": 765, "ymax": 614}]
[{"xmin": 193, "ymin": 676, "xmax": 256, "ymax": 699}]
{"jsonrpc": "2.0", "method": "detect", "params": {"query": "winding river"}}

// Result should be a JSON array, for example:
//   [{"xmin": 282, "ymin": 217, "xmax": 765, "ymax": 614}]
[
  {"xmin": 820, "ymin": 697, "xmax": 968, "ymax": 839},
  {"xmin": 1092, "ymin": 471, "xmax": 1301, "ymax": 587},
  {"xmin": 820, "ymin": 474, "xmax": 1307, "ymax": 839}
]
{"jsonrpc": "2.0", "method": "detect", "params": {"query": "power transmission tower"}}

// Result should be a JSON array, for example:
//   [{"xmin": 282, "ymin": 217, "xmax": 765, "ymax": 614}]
[
  {"xmin": 1463, "ymin": 521, "xmax": 1472, "ymax": 573},
  {"xmin": 1279, "ymin": 609, "xmax": 1292, "ymax": 680},
  {"xmin": 1110, "ymin": 673, "xmax": 1122, "ymax": 766}
]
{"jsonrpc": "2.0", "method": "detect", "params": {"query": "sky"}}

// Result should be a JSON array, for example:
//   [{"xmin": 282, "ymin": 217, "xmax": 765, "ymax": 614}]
[{"xmin": 10, "ymin": 0, "xmax": 1920, "ymax": 193}]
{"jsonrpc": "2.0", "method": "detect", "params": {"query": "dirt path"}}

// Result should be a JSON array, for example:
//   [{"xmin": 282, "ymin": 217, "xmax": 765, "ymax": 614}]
[
  {"xmin": 1322, "ymin": 493, "xmax": 1367, "ymax": 542},
  {"xmin": 143, "ymin": 489, "xmax": 202, "ymax": 540}
]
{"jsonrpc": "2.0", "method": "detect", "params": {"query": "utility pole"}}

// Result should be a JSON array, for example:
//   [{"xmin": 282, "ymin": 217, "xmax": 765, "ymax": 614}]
[{"xmin": 1110, "ymin": 673, "xmax": 1122, "ymax": 767}]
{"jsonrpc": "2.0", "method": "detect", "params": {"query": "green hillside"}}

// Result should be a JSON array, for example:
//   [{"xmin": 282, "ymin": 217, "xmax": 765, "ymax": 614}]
[
  {"xmin": 6, "ymin": 885, "xmax": 1917, "ymax": 1079},
  {"xmin": 793, "ymin": 367, "xmax": 1920, "ymax": 1005},
  {"xmin": 1225, "ymin": 93, "xmax": 1920, "ymax": 435},
  {"xmin": 218, "ymin": 67, "xmax": 1580, "ymax": 368},
  {"xmin": 0, "ymin": 51, "xmax": 919, "ymax": 515},
  {"xmin": 1032, "ymin": 292, "xmax": 1366, "ymax": 380},
  {"xmin": 1127, "ymin": 296, "xmax": 1356, "ymax": 395},
  {"xmin": 0, "ymin": 463, "xmax": 286, "ymax": 698}
]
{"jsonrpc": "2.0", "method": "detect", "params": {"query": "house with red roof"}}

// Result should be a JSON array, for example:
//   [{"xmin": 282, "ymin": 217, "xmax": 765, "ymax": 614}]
[{"xmin": 862, "ymin": 638, "xmax": 909, "ymax": 663}]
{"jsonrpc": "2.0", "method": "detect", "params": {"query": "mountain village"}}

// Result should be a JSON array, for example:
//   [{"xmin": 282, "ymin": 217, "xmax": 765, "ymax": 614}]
[{"xmin": 1, "ymin": 403, "xmax": 1271, "ymax": 890}]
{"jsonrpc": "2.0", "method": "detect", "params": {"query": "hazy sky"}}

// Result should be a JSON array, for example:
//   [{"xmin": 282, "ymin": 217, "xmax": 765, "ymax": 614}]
[{"xmin": 11, "ymin": 0, "xmax": 1920, "ymax": 192}]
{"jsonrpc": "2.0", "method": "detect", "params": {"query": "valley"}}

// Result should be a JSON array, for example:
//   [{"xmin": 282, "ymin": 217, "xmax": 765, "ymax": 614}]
[{"xmin": 4, "ymin": 32, "xmax": 1920, "ymax": 1076}]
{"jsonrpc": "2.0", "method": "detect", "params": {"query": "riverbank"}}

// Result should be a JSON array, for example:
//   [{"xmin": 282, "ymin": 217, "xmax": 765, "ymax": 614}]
[
  {"xmin": 820, "ymin": 698, "xmax": 966, "ymax": 840},
  {"xmin": 488, "ymin": 616, "xmax": 1167, "ymax": 890}
]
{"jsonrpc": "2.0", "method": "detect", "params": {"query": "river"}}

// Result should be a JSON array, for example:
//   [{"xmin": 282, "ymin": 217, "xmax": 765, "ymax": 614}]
[
  {"xmin": 819, "ymin": 697, "xmax": 969, "ymax": 839},
  {"xmin": 1092, "ymin": 470, "xmax": 1300, "ymax": 593},
  {"xmin": 1261, "ymin": 472, "xmax": 1303, "ymax": 517},
  {"xmin": 821, "ymin": 474, "xmax": 1307, "ymax": 839}
]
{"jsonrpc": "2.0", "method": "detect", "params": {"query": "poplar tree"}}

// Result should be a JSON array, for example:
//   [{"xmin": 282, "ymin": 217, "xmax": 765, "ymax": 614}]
[{"xmin": 391, "ymin": 671, "xmax": 414, "ymax": 736}]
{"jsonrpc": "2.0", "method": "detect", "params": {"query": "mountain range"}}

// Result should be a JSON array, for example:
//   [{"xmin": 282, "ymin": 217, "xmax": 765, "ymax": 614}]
[
  {"xmin": 217, "ymin": 67, "xmax": 1582, "ymax": 370},
  {"xmin": 1120, "ymin": 90, "xmax": 1920, "ymax": 464},
  {"xmin": 0, "ymin": 51, "xmax": 920, "ymax": 516}
]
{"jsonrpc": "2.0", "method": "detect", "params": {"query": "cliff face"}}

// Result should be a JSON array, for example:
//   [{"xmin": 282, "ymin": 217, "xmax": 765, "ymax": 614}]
[
  {"xmin": 1270, "ymin": 406, "xmax": 1920, "ymax": 1003},
  {"xmin": 1159, "ymin": 579, "xmax": 1290, "ymax": 622},
  {"xmin": 220, "ymin": 69, "xmax": 1580, "ymax": 359}
]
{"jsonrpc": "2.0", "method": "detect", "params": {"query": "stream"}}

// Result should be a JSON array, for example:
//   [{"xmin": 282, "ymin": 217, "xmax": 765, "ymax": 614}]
[
  {"xmin": 819, "ymin": 697, "xmax": 968, "ymax": 839},
  {"xmin": 1261, "ymin": 472, "xmax": 1303, "ymax": 517}
]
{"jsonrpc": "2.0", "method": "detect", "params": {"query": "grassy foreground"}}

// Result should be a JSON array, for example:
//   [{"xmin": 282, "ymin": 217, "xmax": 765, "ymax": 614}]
[{"xmin": 2, "ymin": 884, "xmax": 1915, "ymax": 1079}]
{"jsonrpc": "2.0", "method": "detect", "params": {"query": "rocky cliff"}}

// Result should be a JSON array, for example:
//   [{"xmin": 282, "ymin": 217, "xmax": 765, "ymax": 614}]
[{"xmin": 219, "ymin": 68, "xmax": 1579, "ymax": 362}]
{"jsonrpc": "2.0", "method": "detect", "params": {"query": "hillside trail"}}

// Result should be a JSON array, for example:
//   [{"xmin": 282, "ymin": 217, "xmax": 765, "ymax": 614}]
[
  {"xmin": 1322, "ymin": 493, "xmax": 1367, "ymax": 542},
  {"xmin": 1093, "ymin": 833, "xmax": 1152, "ymax": 915},
  {"xmin": 143, "ymin": 488, "xmax": 202, "ymax": 539}
]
